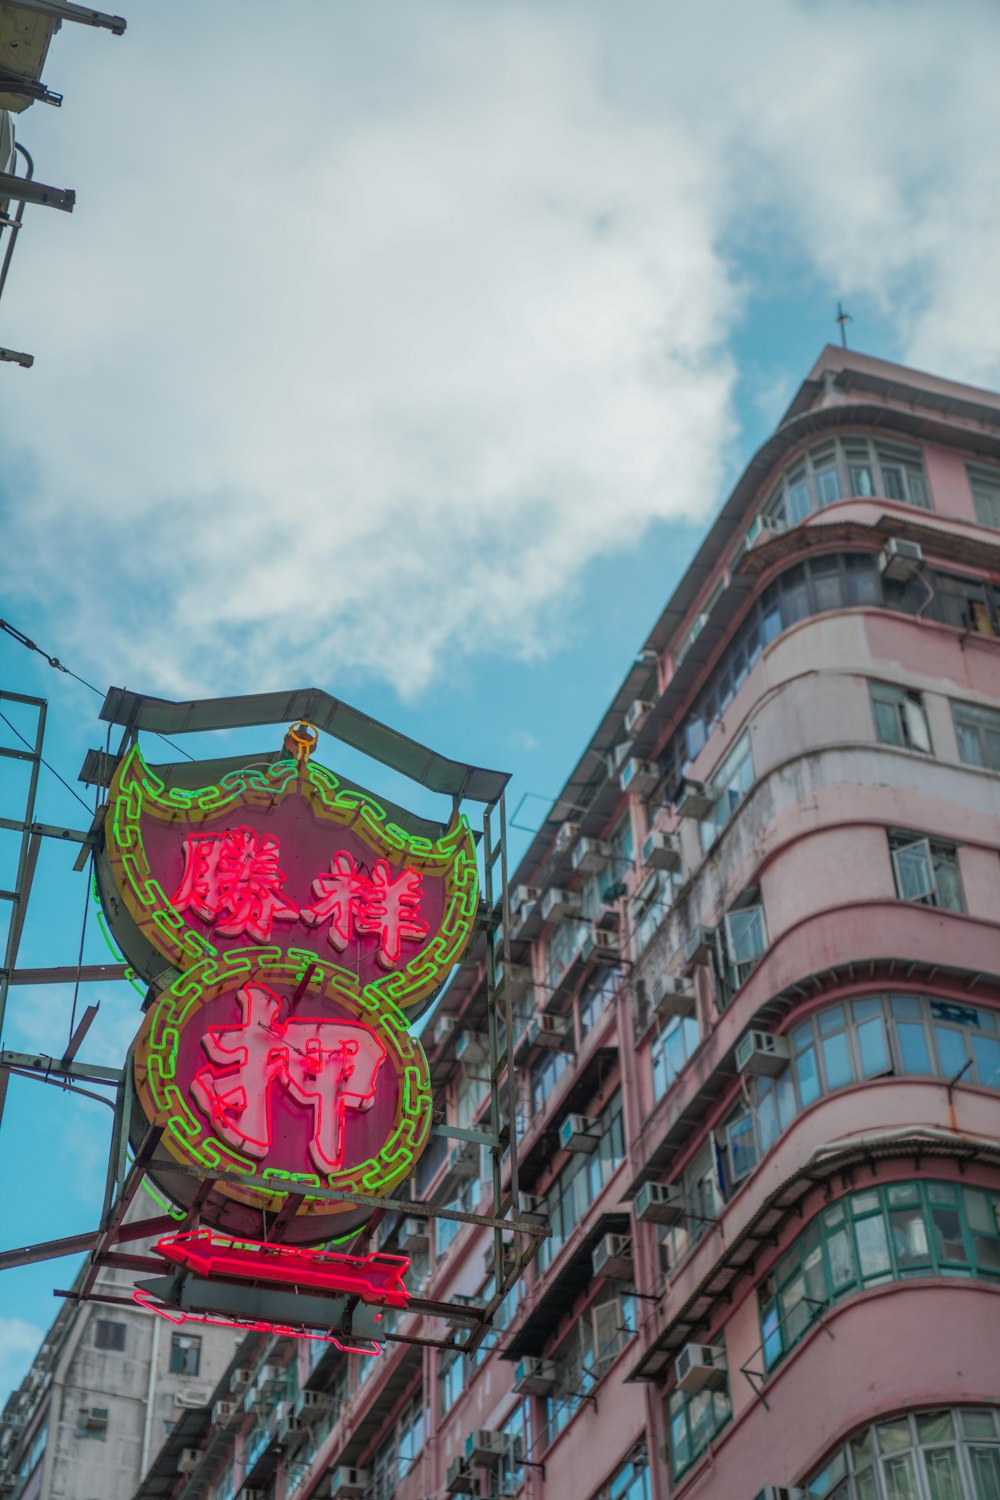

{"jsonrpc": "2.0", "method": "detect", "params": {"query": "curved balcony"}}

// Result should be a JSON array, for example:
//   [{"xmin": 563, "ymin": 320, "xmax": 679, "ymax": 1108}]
[
  {"xmin": 631, "ymin": 1077, "xmax": 1000, "ymax": 1380},
  {"xmin": 669, "ymin": 1278, "xmax": 1000, "ymax": 1498}
]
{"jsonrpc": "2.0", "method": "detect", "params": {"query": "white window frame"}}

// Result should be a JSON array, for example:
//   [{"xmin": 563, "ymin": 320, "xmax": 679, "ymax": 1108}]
[
  {"xmin": 870, "ymin": 681, "xmax": 931, "ymax": 753},
  {"xmin": 890, "ymin": 835, "xmax": 964, "ymax": 911}
]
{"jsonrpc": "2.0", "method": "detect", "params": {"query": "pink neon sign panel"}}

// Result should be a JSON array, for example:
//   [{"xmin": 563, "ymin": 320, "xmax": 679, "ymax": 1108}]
[
  {"xmin": 191, "ymin": 983, "xmax": 386, "ymax": 1172},
  {"xmin": 155, "ymin": 1230, "xmax": 411, "ymax": 1308}
]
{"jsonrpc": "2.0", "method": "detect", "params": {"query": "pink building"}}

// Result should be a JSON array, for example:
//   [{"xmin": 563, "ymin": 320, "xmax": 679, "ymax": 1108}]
[{"xmin": 130, "ymin": 347, "xmax": 1000, "ymax": 1500}]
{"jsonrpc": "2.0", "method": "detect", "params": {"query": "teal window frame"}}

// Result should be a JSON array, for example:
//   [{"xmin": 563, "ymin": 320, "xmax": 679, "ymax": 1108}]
[
  {"xmin": 760, "ymin": 1179, "xmax": 1000, "ymax": 1373},
  {"xmin": 667, "ymin": 1380, "xmax": 732, "ymax": 1480},
  {"xmin": 804, "ymin": 1405, "xmax": 1000, "ymax": 1500}
]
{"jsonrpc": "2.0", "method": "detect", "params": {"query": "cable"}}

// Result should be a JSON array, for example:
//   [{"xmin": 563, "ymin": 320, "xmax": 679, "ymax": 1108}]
[
  {"xmin": 0, "ymin": 706, "xmax": 94, "ymax": 817},
  {"xmin": 1, "ymin": 614, "xmax": 197, "ymax": 763}
]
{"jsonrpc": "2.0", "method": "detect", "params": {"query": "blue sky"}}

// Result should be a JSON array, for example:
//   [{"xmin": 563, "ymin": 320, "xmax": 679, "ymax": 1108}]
[{"xmin": 1, "ymin": 0, "xmax": 998, "ymax": 1401}]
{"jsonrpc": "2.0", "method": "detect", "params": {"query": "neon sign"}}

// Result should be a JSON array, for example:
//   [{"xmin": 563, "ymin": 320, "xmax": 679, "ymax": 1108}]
[
  {"xmin": 132, "ymin": 1286, "xmax": 383, "ymax": 1357},
  {"xmin": 155, "ymin": 1230, "xmax": 411, "ymax": 1308},
  {"xmin": 96, "ymin": 737, "xmax": 475, "ymax": 1242}
]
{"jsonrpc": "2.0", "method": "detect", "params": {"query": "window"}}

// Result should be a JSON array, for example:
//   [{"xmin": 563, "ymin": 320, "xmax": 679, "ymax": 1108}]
[
  {"xmin": 93, "ymin": 1320, "xmax": 125, "ymax": 1352},
  {"xmin": 578, "ymin": 968, "xmax": 618, "ymax": 1042},
  {"xmin": 630, "ymin": 871, "xmax": 669, "ymax": 956},
  {"xmin": 765, "ymin": 437, "xmax": 932, "ymax": 527},
  {"xmin": 544, "ymin": 1291, "xmax": 637, "ymax": 1444},
  {"xmin": 439, "ymin": 1351, "xmax": 463, "ymax": 1414},
  {"xmin": 760, "ymin": 1181, "xmax": 1000, "ymax": 1374},
  {"xmin": 657, "ymin": 1139, "xmax": 724, "ymax": 1275},
  {"xmin": 890, "ymin": 835, "xmax": 965, "ymax": 912},
  {"xmin": 720, "ymin": 996, "xmax": 999, "ymax": 1191},
  {"xmin": 712, "ymin": 893, "xmax": 767, "ymax": 1006},
  {"xmin": 169, "ymin": 1332, "xmax": 201, "ymax": 1376},
  {"xmin": 593, "ymin": 1452, "xmax": 651, "ymax": 1500},
  {"xmin": 545, "ymin": 918, "xmax": 587, "ymax": 989},
  {"xmin": 804, "ymin": 1406, "xmax": 1000, "ymax": 1500},
  {"xmin": 436, "ymin": 1176, "xmax": 475, "ymax": 1257},
  {"xmin": 530, "ymin": 1044, "xmax": 573, "ymax": 1116},
  {"xmin": 537, "ymin": 1091, "xmax": 626, "ymax": 1273},
  {"xmin": 968, "ymin": 465, "xmax": 1000, "ymax": 529},
  {"xmin": 667, "ymin": 1372, "xmax": 731, "ymax": 1479},
  {"xmin": 17, "ymin": 1423, "xmax": 46, "ymax": 1481},
  {"xmin": 699, "ymin": 732, "xmax": 754, "ymax": 852},
  {"xmin": 497, "ymin": 1400, "xmax": 530, "ymax": 1493},
  {"xmin": 952, "ymin": 699, "xmax": 1000, "ymax": 771},
  {"xmin": 651, "ymin": 1012, "xmax": 699, "ymax": 1100},
  {"xmin": 609, "ymin": 815, "xmax": 634, "ymax": 872},
  {"xmin": 870, "ymin": 683, "xmax": 931, "ymax": 752}
]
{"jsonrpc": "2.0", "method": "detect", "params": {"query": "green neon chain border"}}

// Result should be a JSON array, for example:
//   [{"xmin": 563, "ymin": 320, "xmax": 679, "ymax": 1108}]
[
  {"xmin": 105, "ymin": 742, "xmax": 479, "ymax": 1011},
  {"xmin": 136, "ymin": 948, "xmax": 433, "ymax": 1211}
]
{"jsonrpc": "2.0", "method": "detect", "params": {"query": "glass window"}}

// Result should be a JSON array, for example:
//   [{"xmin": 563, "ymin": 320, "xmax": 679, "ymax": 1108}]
[
  {"xmin": 699, "ymin": 732, "xmax": 754, "ymax": 853},
  {"xmin": 968, "ymin": 466, "xmax": 1000, "ymax": 530},
  {"xmin": 668, "ymin": 1379, "xmax": 731, "ymax": 1479},
  {"xmin": 805, "ymin": 1407, "xmax": 1000, "ymax": 1500},
  {"xmin": 952, "ymin": 700, "xmax": 1000, "ymax": 772},
  {"xmin": 871, "ymin": 683, "xmax": 931, "ymax": 752},
  {"xmin": 169, "ymin": 1333, "xmax": 200, "ymax": 1376},
  {"xmin": 890, "ymin": 836, "xmax": 965, "ymax": 913},
  {"xmin": 94, "ymin": 1320, "xmax": 126, "ymax": 1352},
  {"xmin": 651, "ymin": 1013, "xmax": 699, "ymax": 1100},
  {"xmin": 760, "ymin": 1184, "xmax": 1000, "ymax": 1373}
]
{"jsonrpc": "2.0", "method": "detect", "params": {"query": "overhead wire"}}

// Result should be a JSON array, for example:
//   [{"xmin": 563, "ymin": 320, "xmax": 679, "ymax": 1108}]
[{"xmin": 0, "ymin": 614, "xmax": 196, "ymax": 762}]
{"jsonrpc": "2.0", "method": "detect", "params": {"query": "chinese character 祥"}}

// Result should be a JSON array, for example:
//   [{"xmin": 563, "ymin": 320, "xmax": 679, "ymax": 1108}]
[
  {"xmin": 302, "ymin": 855, "xmax": 428, "ymax": 968},
  {"xmin": 172, "ymin": 827, "xmax": 299, "ymax": 943},
  {"xmin": 191, "ymin": 982, "xmax": 387, "ymax": 1172}
]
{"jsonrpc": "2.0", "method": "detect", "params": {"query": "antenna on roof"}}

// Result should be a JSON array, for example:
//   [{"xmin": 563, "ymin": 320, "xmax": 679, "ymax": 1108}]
[{"xmin": 836, "ymin": 302, "xmax": 853, "ymax": 349}]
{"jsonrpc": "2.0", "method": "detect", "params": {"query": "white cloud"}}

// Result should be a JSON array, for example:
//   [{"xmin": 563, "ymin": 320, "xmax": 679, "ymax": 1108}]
[{"xmin": 0, "ymin": 0, "xmax": 997, "ymax": 700}]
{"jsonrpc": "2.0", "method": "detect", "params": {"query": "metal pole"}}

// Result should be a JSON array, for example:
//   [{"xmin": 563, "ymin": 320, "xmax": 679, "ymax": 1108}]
[{"xmin": 0, "ymin": 693, "xmax": 46, "ymax": 1047}]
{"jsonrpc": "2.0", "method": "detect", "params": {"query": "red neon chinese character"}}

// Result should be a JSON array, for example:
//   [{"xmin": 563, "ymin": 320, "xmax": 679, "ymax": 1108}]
[
  {"xmin": 173, "ymin": 827, "xmax": 299, "ymax": 943},
  {"xmin": 191, "ymin": 982, "xmax": 386, "ymax": 1172},
  {"xmin": 302, "ymin": 855, "xmax": 428, "ymax": 968}
]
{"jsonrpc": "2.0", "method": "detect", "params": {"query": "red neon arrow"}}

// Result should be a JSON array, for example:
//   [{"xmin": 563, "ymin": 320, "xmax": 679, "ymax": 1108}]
[
  {"xmin": 155, "ymin": 1230, "xmax": 412, "ymax": 1310},
  {"xmin": 132, "ymin": 1287, "xmax": 381, "ymax": 1357}
]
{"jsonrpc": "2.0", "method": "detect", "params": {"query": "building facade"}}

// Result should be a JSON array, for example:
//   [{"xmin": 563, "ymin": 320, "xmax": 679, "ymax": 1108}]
[
  {"xmin": 9, "ymin": 344, "xmax": 1000, "ymax": 1500},
  {"xmin": 0, "ymin": 1223, "xmax": 244, "ymax": 1500}
]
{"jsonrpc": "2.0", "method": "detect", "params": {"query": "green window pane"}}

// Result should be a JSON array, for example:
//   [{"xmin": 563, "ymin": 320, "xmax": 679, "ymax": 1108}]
[
  {"xmin": 971, "ymin": 1233, "xmax": 1000, "ymax": 1274},
  {"xmin": 970, "ymin": 1446, "xmax": 1000, "ymax": 1500},
  {"xmin": 891, "ymin": 995, "xmax": 922, "ymax": 1019},
  {"xmin": 827, "ymin": 1227, "xmax": 855, "ymax": 1293},
  {"xmin": 930, "ymin": 1205, "xmax": 968, "ymax": 1265},
  {"xmin": 761, "ymin": 1303, "xmax": 782, "ymax": 1368},
  {"xmin": 818, "ymin": 1005, "xmax": 847, "ymax": 1035},
  {"xmin": 923, "ymin": 1446, "xmax": 962, "ymax": 1500},
  {"xmin": 883, "ymin": 1452, "xmax": 918, "ymax": 1500},
  {"xmin": 962, "ymin": 1412, "xmax": 998, "ymax": 1440},
  {"xmin": 963, "ymin": 1190, "xmax": 994, "ymax": 1235},
  {"xmin": 875, "ymin": 699, "xmax": 903, "ymax": 745},
  {"xmin": 855, "ymin": 1467, "xmax": 879, "ymax": 1500},
  {"xmin": 918, "ymin": 1412, "xmax": 955, "ymax": 1443},
  {"xmin": 888, "ymin": 1183, "xmax": 920, "ymax": 1205},
  {"xmin": 955, "ymin": 721, "xmax": 986, "ymax": 766},
  {"xmin": 858, "ymin": 1017, "xmax": 890, "ymax": 1076},
  {"xmin": 889, "ymin": 1207, "xmax": 932, "ymax": 1271},
  {"xmin": 797, "ymin": 1045, "xmax": 821, "ymax": 1106},
  {"xmin": 853, "ymin": 1191, "xmax": 882, "ymax": 1215},
  {"xmin": 928, "ymin": 1183, "xmax": 958, "ymax": 1204},
  {"xmin": 856, "ymin": 1215, "xmax": 892, "ymax": 1279},
  {"xmin": 850, "ymin": 1427, "xmax": 874, "ymax": 1469}
]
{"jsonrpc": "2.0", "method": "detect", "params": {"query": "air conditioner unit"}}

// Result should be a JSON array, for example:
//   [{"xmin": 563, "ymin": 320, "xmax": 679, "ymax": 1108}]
[
  {"xmin": 625, "ymin": 698, "xmax": 655, "ymax": 735},
  {"xmin": 518, "ymin": 1194, "xmax": 547, "ymax": 1226},
  {"xmin": 592, "ymin": 1233, "xmax": 633, "ymax": 1281},
  {"xmin": 293, "ymin": 1390, "xmax": 331, "ymax": 1419},
  {"xmin": 527, "ymin": 1013, "xmax": 572, "ymax": 1051},
  {"xmin": 178, "ymin": 1449, "xmax": 201, "ymax": 1475},
  {"xmin": 80, "ymin": 1406, "xmax": 109, "ymax": 1431},
  {"xmin": 398, "ymin": 1217, "xmax": 429, "ymax": 1253},
  {"xmin": 328, "ymin": 1469, "xmax": 369, "ymax": 1499},
  {"xmin": 513, "ymin": 1357, "xmax": 557, "ymax": 1395},
  {"xmin": 174, "ymin": 1387, "xmax": 206, "ymax": 1409},
  {"xmin": 674, "ymin": 1342, "xmax": 727, "ymax": 1394},
  {"xmin": 571, "ymin": 835, "xmax": 611, "ymax": 873},
  {"xmin": 212, "ymin": 1400, "xmax": 236, "ymax": 1423},
  {"xmin": 433, "ymin": 1014, "xmax": 458, "ymax": 1046},
  {"xmin": 744, "ymin": 514, "xmax": 786, "ymax": 550},
  {"xmin": 683, "ymin": 926, "xmax": 714, "ymax": 972},
  {"xmin": 230, "ymin": 1369, "xmax": 254, "ymax": 1392},
  {"xmin": 553, "ymin": 821, "xmax": 580, "ymax": 857},
  {"xmin": 465, "ymin": 1430, "xmax": 510, "ymax": 1464},
  {"xmin": 635, "ymin": 1180, "xmax": 686, "ymax": 1226},
  {"xmin": 448, "ymin": 1139, "xmax": 481, "ymax": 1178},
  {"xmin": 642, "ymin": 830, "xmax": 682, "ymax": 872},
  {"xmin": 510, "ymin": 884, "xmax": 540, "ymax": 916},
  {"xmin": 674, "ymin": 779, "xmax": 716, "ymax": 819},
  {"xmin": 541, "ymin": 887, "xmax": 582, "ymax": 922},
  {"xmin": 582, "ymin": 927, "xmax": 621, "ymax": 965},
  {"xmin": 445, "ymin": 1457, "xmax": 477, "ymax": 1495},
  {"xmin": 653, "ymin": 974, "xmax": 696, "ymax": 1019},
  {"xmin": 607, "ymin": 738, "xmax": 635, "ymax": 776},
  {"xmin": 456, "ymin": 1032, "xmax": 488, "ymax": 1067},
  {"xmin": 559, "ymin": 1113, "xmax": 601, "ymax": 1153},
  {"xmin": 878, "ymin": 537, "xmax": 923, "ymax": 582},
  {"xmin": 735, "ymin": 1030, "xmax": 790, "ymax": 1077},
  {"xmin": 619, "ymin": 758, "xmax": 660, "ymax": 796}
]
